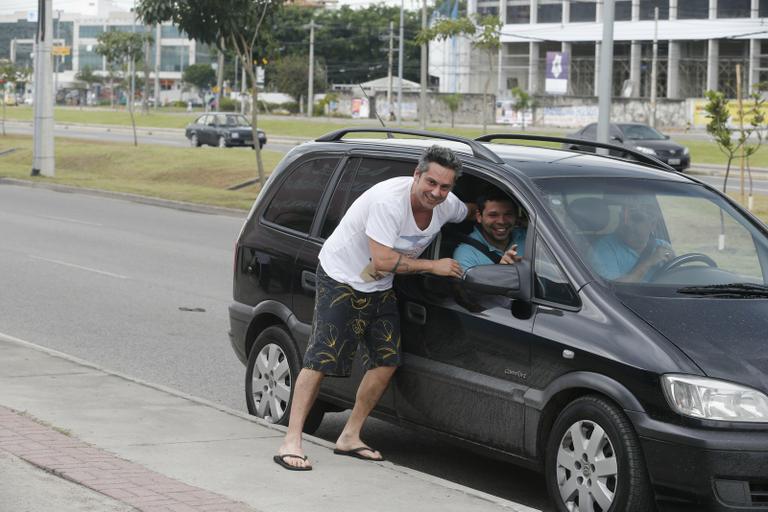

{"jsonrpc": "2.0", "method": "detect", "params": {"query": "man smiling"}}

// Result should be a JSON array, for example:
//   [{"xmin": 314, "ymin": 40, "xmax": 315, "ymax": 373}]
[
  {"xmin": 453, "ymin": 192, "xmax": 526, "ymax": 270},
  {"xmin": 274, "ymin": 145, "xmax": 475, "ymax": 471}
]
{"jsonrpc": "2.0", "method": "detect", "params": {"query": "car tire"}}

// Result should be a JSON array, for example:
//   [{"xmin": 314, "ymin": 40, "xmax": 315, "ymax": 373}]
[
  {"xmin": 545, "ymin": 395, "xmax": 653, "ymax": 512},
  {"xmin": 189, "ymin": 133, "xmax": 200, "ymax": 147},
  {"xmin": 218, "ymin": 135, "xmax": 227, "ymax": 148},
  {"xmin": 244, "ymin": 325, "xmax": 325, "ymax": 433}
]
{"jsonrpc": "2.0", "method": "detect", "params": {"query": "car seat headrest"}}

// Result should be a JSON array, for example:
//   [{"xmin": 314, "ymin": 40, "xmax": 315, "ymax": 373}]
[{"xmin": 567, "ymin": 197, "xmax": 610, "ymax": 232}]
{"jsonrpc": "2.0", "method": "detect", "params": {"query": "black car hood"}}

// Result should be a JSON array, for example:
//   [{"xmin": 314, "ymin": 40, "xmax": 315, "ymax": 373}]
[
  {"xmin": 618, "ymin": 294, "xmax": 768, "ymax": 392},
  {"xmin": 626, "ymin": 139, "xmax": 684, "ymax": 151}
]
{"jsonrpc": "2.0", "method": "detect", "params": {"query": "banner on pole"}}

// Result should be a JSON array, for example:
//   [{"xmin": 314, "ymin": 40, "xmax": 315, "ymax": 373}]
[{"xmin": 545, "ymin": 51, "xmax": 569, "ymax": 95}]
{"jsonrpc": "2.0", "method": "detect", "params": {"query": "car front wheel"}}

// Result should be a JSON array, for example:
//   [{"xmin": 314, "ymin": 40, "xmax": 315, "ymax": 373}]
[
  {"xmin": 545, "ymin": 395, "xmax": 653, "ymax": 512},
  {"xmin": 189, "ymin": 133, "xmax": 199, "ymax": 147},
  {"xmin": 244, "ymin": 325, "xmax": 325, "ymax": 433}
]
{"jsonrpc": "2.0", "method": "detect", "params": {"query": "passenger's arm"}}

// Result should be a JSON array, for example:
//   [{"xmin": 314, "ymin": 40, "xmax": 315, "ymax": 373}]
[{"xmin": 368, "ymin": 238, "xmax": 463, "ymax": 278}]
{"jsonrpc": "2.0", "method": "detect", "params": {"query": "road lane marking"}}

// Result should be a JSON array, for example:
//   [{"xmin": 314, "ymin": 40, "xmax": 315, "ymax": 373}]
[
  {"xmin": 29, "ymin": 255, "xmax": 129, "ymax": 280},
  {"xmin": 37, "ymin": 215, "xmax": 103, "ymax": 227}
]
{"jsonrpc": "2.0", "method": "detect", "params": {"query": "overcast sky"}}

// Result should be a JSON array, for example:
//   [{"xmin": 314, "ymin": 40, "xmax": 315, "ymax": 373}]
[{"xmin": 0, "ymin": 0, "xmax": 411, "ymax": 16}]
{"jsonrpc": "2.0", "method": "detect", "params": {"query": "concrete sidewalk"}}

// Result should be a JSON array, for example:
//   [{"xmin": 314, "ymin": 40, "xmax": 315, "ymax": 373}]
[{"xmin": 0, "ymin": 333, "xmax": 538, "ymax": 512}]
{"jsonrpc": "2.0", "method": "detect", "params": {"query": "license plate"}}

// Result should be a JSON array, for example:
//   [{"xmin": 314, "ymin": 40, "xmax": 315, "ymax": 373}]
[{"xmin": 668, "ymin": 158, "xmax": 680, "ymax": 165}]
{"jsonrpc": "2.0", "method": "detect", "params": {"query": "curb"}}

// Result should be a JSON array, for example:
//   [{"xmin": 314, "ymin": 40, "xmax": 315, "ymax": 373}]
[
  {"xmin": 0, "ymin": 177, "xmax": 249, "ymax": 218},
  {"xmin": 0, "ymin": 331, "xmax": 537, "ymax": 512}
]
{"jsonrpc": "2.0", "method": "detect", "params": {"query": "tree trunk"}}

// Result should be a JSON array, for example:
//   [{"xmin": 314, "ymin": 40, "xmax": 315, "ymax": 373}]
[
  {"xmin": 244, "ymin": 58, "xmax": 265, "ymax": 186},
  {"xmin": 722, "ymin": 156, "xmax": 733, "ymax": 194},
  {"xmin": 2, "ymin": 99, "xmax": 6, "ymax": 136},
  {"xmin": 110, "ymin": 77, "xmax": 115, "ymax": 110},
  {"xmin": 142, "ymin": 34, "xmax": 151, "ymax": 115}
]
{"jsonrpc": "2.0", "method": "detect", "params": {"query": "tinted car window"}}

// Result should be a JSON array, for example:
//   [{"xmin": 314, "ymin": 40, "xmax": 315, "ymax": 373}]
[
  {"xmin": 263, "ymin": 157, "xmax": 338, "ymax": 234},
  {"xmin": 534, "ymin": 235, "xmax": 579, "ymax": 307},
  {"xmin": 320, "ymin": 158, "xmax": 414, "ymax": 239},
  {"xmin": 582, "ymin": 124, "xmax": 597, "ymax": 138}
]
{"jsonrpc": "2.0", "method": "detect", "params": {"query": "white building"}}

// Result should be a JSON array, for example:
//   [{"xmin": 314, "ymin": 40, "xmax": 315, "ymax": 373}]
[
  {"xmin": 1, "ymin": 1, "xmax": 210, "ymax": 104},
  {"xmin": 430, "ymin": 0, "xmax": 768, "ymax": 100}
]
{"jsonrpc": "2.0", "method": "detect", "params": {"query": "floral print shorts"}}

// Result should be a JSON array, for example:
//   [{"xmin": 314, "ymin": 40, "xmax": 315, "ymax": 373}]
[{"xmin": 303, "ymin": 265, "xmax": 402, "ymax": 377}]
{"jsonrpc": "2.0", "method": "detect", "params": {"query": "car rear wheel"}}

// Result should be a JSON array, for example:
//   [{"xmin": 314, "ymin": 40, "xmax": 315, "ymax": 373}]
[
  {"xmin": 244, "ymin": 325, "xmax": 325, "ymax": 433},
  {"xmin": 545, "ymin": 395, "xmax": 653, "ymax": 512},
  {"xmin": 189, "ymin": 133, "xmax": 200, "ymax": 147},
  {"xmin": 218, "ymin": 135, "xmax": 227, "ymax": 148}
]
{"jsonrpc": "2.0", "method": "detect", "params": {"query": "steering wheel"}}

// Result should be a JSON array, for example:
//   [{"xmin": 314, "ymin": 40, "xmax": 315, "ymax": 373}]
[{"xmin": 654, "ymin": 252, "xmax": 718, "ymax": 278}]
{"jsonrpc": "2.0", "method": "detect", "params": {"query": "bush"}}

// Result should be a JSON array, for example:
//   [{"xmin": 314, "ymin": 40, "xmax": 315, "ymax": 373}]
[
  {"xmin": 171, "ymin": 100, "xmax": 187, "ymax": 108},
  {"xmin": 220, "ymin": 97, "xmax": 239, "ymax": 112}
]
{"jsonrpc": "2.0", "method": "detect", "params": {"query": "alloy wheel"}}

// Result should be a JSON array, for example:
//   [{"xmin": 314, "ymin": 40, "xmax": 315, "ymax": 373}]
[{"xmin": 250, "ymin": 343, "xmax": 292, "ymax": 423}]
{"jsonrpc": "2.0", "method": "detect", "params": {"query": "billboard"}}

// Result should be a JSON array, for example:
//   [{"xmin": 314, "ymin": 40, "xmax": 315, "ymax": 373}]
[{"xmin": 545, "ymin": 51, "xmax": 569, "ymax": 95}]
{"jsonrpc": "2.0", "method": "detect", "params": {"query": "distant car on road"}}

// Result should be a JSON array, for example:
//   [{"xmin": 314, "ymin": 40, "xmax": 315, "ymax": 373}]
[
  {"xmin": 185, "ymin": 113, "xmax": 267, "ymax": 149},
  {"xmin": 567, "ymin": 122, "xmax": 690, "ymax": 172}
]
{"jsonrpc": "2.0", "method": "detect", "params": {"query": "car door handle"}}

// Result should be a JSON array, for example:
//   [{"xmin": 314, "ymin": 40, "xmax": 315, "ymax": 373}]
[
  {"xmin": 405, "ymin": 302, "xmax": 426, "ymax": 325},
  {"xmin": 301, "ymin": 270, "xmax": 317, "ymax": 293}
]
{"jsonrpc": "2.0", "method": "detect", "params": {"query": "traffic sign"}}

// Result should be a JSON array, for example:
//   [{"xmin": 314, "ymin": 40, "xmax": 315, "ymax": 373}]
[{"xmin": 52, "ymin": 46, "xmax": 71, "ymax": 56}]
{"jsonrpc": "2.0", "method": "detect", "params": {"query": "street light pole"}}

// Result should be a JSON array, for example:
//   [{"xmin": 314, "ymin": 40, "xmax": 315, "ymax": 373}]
[
  {"xmin": 32, "ymin": 0, "xmax": 55, "ymax": 177},
  {"xmin": 596, "ymin": 0, "xmax": 615, "ymax": 146},
  {"xmin": 650, "ymin": 7, "xmax": 659, "ymax": 128},
  {"xmin": 397, "ymin": 0, "xmax": 404, "ymax": 125},
  {"xmin": 307, "ymin": 17, "xmax": 316, "ymax": 118},
  {"xmin": 419, "ymin": 0, "xmax": 427, "ymax": 129}
]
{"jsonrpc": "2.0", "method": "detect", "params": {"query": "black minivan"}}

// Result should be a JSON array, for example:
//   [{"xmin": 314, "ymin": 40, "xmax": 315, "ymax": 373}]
[{"xmin": 229, "ymin": 129, "xmax": 768, "ymax": 512}]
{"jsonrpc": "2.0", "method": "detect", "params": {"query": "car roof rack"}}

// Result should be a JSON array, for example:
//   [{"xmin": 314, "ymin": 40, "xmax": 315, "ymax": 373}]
[
  {"xmin": 316, "ymin": 128, "xmax": 506, "ymax": 165},
  {"xmin": 474, "ymin": 133, "xmax": 676, "ymax": 172}
]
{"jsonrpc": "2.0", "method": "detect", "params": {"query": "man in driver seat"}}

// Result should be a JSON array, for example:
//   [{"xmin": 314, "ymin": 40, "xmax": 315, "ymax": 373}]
[{"xmin": 589, "ymin": 197, "xmax": 675, "ymax": 282}]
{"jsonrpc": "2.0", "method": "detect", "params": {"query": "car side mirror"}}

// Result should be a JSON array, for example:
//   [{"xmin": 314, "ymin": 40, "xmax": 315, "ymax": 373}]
[
  {"xmin": 462, "ymin": 261, "xmax": 531, "ymax": 301},
  {"xmin": 664, "ymin": 134, "xmax": 670, "ymax": 140},
  {"xmin": 610, "ymin": 135, "xmax": 623, "ymax": 143}
]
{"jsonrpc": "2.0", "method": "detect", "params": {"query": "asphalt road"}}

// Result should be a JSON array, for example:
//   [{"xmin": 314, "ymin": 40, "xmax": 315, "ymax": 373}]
[
  {"xmin": 2, "ymin": 120, "xmax": 301, "ymax": 154},
  {"xmin": 0, "ymin": 183, "xmax": 551, "ymax": 511}
]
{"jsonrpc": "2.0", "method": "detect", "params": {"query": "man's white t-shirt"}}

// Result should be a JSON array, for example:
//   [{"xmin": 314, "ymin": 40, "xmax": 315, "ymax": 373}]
[{"xmin": 319, "ymin": 176, "xmax": 467, "ymax": 293}]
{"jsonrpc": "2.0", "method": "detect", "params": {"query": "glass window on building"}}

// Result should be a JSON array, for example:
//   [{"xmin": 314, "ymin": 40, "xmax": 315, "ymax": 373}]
[
  {"xmin": 160, "ymin": 46, "xmax": 190, "ymax": 72},
  {"xmin": 79, "ymin": 25, "xmax": 104, "ymax": 38},
  {"xmin": 615, "ymin": 0, "xmax": 632, "ymax": 21},
  {"xmin": 719, "ymin": 0, "xmax": 751, "ymax": 18},
  {"xmin": 161, "ymin": 25, "xmax": 183, "ymax": 38},
  {"xmin": 107, "ymin": 25, "xmax": 147, "ymax": 33},
  {"xmin": 476, "ymin": 1, "xmax": 498, "ymax": 16},
  {"xmin": 678, "ymin": 0, "xmax": 708, "ymax": 19},
  {"xmin": 761, "ymin": 0, "xmax": 768, "ymax": 17},
  {"xmin": 537, "ymin": 0, "xmax": 562, "ymax": 23},
  {"xmin": 13, "ymin": 43, "xmax": 35, "ymax": 69},
  {"xmin": 195, "ymin": 44, "xmax": 215, "ymax": 65},
  {"xmin": 640, "ymin": 0, "xmax": 669, "ymax": 20},
  {"xmin": 507, "ymin": 0, "xmax": 530, "ymax": 23},
  {"xmin": 570, "ymin": 0, "xmax": 596, "ymax": 22},
  {"xmin": 78, "ymin": 45, "xmax": 104, "ymax": 71}
]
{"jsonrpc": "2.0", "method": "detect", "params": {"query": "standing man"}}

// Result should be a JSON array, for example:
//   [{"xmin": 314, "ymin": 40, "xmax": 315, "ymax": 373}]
[
  {"xmin": 274, "ymin": 145, "xmax": 471, "ymax": 471},
  {"xmin": 453, "ymin": 191, "xmax": 526, "ymax": 271}
]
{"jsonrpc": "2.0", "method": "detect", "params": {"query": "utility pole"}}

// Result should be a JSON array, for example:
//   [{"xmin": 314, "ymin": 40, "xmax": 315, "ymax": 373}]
[
  {"xmin": 397, "ymin": 0, "xmax": 404, "ymax": 125},
  {"xmin": 54, "ymin": 9, "xmax": 61, "ymax": 101},
  {"xmin": 650, "ymin": 7, "xmax": 658, "ymax": 128},
  {"xmin": 307, "ymin": 17, "xmax": 317, "ymax": 118},
  {"xmin": 419, "ymin": 0, "xmax": 427, "ymax": 129},
  {"xmin": 596, "ymin": 0, "xmax": 615, "ymax": 146},
  {"xmin": 388, "ymin": 20, "xmax": 394, "ymax": 120},
  {"xmin": 154, "ymin": 24, "xmax": 160, "ymax": 110},
  {"xmin": 215, "ymin": 39, "xmax": 224, "ymax": 111},
  {"xmin": 130, "ymin": 2, "xmax": 136, "ymax": 117},
  {"xmin": 32, "ymin": 0, "xmax": 55, "ymax": 177}
]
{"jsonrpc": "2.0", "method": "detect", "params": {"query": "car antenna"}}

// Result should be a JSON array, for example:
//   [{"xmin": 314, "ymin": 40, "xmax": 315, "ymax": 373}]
[{"xmin": 358, "ymin": 84, "xmax": 392, "ymax": 137}]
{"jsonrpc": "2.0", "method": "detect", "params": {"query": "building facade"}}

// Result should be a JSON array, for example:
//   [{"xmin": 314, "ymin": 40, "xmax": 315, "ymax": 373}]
[
  {"xmin": 430, "ymin": 0, "xmax": 768, "ymax": 100},
  {"xmin": 0, "ymin": 4, "xmax": 213, "ymax": 104}
]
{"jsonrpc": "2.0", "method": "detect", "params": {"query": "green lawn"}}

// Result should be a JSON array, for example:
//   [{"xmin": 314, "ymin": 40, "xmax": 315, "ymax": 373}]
[{"xmin": 0, "ymin": 134, "xmax": 281, "ymax": 210}]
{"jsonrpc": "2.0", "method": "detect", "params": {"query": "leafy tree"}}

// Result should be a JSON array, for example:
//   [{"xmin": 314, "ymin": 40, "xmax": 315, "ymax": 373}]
[
  {"xmin": 75, "ymin": 65, "xmax": 102, "ymax": 106},
  {"xmin": 271, "ymin": 53, "xmax": 326, "ymax": 106},
  {"xmin": 704, "ymin": 90, "xmax": 745, "ymax": 194},
  {"xmin": 510, "ymin": 86, "xmax": 534, "ymax": 130},
  {"xmin": 96, "ymin": 30, "xmax": 153, "ymax": 145},
  {"xmin": 183, "ymin": 63, "xmax": 216, "ymax": 103},
  {"xmin": 0, "ymin": 60, "xmax": 29, "ymax": 136},
  {"xmin": 137, "ymin": 0, "xmax": 283, "ymax": 186},
  {"xmin": 417, "ymin": 14, "xmax": 501, "ymax": 133},
  {"xmin": 439, "ymin": 93, "xmax": 462, "ymax": 128}
]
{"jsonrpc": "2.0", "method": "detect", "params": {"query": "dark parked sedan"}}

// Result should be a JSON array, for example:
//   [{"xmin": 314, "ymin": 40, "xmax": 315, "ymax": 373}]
[
  {"xmin": 568, "ymin": 122, "xmax": 690, "ymax": 172},
  {"xmin": 185, "ymin": 113, "xmax": 267, "ymax": 149}
]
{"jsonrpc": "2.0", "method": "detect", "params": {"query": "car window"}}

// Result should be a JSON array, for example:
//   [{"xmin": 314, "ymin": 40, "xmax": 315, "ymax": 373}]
[
  {"xmin": 582, "ymin": 124, "xmax": 597, "ymax": 139},
  {"xmin": 534, "ymin": 235, "xmax": 579, "ymax": 307},
  {"xmin": 619, "ymin": 124, "xmax": 665, "ymax": 140},
  {"xmin": 195, "ymin": 115, "xmax": 206, "ymax": 125},
  {"xmin": 263, "ymin": 157, "xmax": 339, "ymax": 234},
  {"xmin": 536, "ymin": 177, "xmax": 768, "ymax": 289},
  {"xmin": 320, "ymin": 158, "xmax": 414, "ymax": 239}
]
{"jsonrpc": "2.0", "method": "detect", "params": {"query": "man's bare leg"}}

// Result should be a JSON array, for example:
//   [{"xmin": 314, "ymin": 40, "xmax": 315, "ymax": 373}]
[
  {"xmin": 335, "ymin": 366, "xmax": 397, "ymax": 460},
  {"xmin": 277, "ymin": 368, "xmax": 324, "ymax": 469}
]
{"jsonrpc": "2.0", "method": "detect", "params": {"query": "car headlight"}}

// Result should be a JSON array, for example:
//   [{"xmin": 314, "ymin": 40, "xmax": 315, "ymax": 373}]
[
  {"xmin": 662, "ymin": 374, "xmax": 768, "ymax": 422},
  {"xmin": 635, "ymin": 145, "xmax": 657, "ymax": 156},
  {"xmin": 682, "ymin": 147, "xmax": 689, "ymax": 155}
]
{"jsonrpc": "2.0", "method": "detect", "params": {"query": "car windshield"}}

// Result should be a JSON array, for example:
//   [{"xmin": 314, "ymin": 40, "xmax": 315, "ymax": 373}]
[
  {"xmin": 618, "ymin": 124, "xmax": 665, "ymax": 140},
  {"xmin": 226, "ymin": 115, "xmax": 251, "ymax": 127},
  {"xmin": 535, "ymin": 177, "xmax": 768, "ymax": 292}
]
